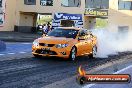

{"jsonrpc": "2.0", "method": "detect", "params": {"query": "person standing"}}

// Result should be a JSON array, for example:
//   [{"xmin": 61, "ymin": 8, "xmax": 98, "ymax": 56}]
[
  {"xmin": 42, "ymin": 24, "xmax": 46, "ymax": 35},
  {"xmin": 47, "ymin": 22, "xmax": 51, "ymax": 33}
]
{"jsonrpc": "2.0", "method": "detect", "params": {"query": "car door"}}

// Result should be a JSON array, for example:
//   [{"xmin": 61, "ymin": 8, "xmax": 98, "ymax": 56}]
[
  {"xmin": 76, "ymin": 33, "xmax": 92, "ymax": 56},
  {"xmin": 83, "ymin": 34, "xmax": 93, "ymax": 54},
  {"xmin": 80, "ymin": 35, "xmax": 92, "ymax": 55},
  {"xmin": 76, "ymin": 29, "xmax": 91, "ymax": 56},
  {"xmin": 76, "ymin": 39, "xmax": 86, "ymax": 56}
]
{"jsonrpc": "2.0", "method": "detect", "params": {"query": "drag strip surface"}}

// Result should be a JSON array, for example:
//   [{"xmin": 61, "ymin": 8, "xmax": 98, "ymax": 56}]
[
  {"xmin": 0, "ymin": 42, "xmax": 31, "ymax": 56},
  {"xmin": 0, "ymin": 52, "xmax": 132, "ymax": 88}
]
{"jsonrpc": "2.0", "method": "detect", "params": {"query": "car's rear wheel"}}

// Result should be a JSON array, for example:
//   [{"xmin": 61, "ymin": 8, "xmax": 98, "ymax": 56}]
[
  {"xmin": 69, "ymin": 46, "xmax": 77, "ymax": 61},
  {"xmin": 89, "ymin": 45, "xmax": 97, "ymax": 59},
  {"xmin": 33, "ymin": 54, "xmax": 41, "ymax": 58}
]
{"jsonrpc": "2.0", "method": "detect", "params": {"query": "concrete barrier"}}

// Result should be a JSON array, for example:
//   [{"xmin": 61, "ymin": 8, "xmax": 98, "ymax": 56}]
[{"xmin": 0, "ymin": 40, "xmax": 6, "ymax": 52}]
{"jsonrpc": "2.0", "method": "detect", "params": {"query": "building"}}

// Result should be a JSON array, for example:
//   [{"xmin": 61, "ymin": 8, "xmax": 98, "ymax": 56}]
[
  {"xmin": 0, "ymin": 0, "xmax": 132, "ymax": 34},
  {"xmin": 109, "ymin": 0, "xmax": 132, "ymax": 34}
]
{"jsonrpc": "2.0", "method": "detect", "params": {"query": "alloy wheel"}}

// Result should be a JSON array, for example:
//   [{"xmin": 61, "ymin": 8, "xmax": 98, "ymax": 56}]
[{"xmin": 71, "ymin": 47, "xmax": 76, "ymax": 61}]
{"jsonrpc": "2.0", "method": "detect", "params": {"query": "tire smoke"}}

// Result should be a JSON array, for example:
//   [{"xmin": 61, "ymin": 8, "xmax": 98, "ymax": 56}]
[{"xmin": 92, "ymin": 29, "xmax": 132, "ymax": 58}]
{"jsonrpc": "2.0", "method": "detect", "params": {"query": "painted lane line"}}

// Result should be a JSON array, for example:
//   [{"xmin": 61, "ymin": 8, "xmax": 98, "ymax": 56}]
[
  {"xmin": 8, "ymin": 53, "xmax": 15, "ymax": 55},
  {"xmin": 0, "ymin": 54, "xmax": 5, "ymax": 56},
  {"xmin": 114, "ymin": 65, "xmax": 132, "ymax": 74},
  {"xmin": 6, "ymin": 42, "xmax": 32, "ymax": 44},
  {"xmin": 21, "ymin": 43, "xmax": 32, "ymax": 44},
  {"xmin": 19, "ymin": 52, "xmax": 27, "ymax": 54},
  {"xmin": 83, "ymin": 84, "xmax": 95, "ymax": 88},
  {"xmin": 0, "ymin": 52, "xmax": 28, "ymax": 56},
  {"xmin": 83, "ymin": 65, "xmax": 132, "ymax": 88}
]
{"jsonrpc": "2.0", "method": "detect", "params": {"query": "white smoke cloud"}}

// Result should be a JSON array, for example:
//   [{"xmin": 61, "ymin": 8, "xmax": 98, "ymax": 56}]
[{"xmin": 92, "ymin": 29, "xmax": 132, "ymax": 58}]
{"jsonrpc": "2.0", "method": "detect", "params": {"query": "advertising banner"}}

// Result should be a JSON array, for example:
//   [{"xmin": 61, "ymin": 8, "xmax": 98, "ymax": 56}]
[
  {"xmin": 54, "ymin": 13, "xmax": 82, "ymax": 21},
  {"xmin": 85, "ymin": 8, "xmax": 108, "ymax": 16},
  {"xmin": 52, "ymin": 13, "xmax": 83, "ymax": 29}
]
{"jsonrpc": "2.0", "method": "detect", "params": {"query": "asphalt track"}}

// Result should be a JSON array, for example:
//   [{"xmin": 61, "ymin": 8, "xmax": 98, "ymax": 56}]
[
  {"xmin": 0, "ymin": 43, "xmax": 132, "ymax": 88},
  {"xmin": 0, "ymin": 52, "xmax": 132, "ymax": 88}
]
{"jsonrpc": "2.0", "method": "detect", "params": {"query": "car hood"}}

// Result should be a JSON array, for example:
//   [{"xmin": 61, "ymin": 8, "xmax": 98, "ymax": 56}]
[{"xmin": 38, "ymin": 36, "xmax": 74, "ymax": 44}]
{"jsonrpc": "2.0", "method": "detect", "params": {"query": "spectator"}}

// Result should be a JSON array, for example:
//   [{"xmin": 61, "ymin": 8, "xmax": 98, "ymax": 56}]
[
  {"xmin": 42, "ymin": 24, "xmax": 47, "ymax": 35},
  {"xmin": 49, "ymin": 24, "xmax": 52, "ymax": 31},
  {"xmin": 47, "ymin": 22, "xmax": 52, "ymax": 32}
]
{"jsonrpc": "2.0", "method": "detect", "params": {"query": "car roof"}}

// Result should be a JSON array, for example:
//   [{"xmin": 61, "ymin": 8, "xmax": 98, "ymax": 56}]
[{"xmin": 57, "ymin": 27, "xmax": 81, "ymax": 30}]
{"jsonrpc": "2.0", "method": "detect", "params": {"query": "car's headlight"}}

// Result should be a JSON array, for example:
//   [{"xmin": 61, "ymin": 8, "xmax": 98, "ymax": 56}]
[
  {"xmin": 55, "ymin": 44, "xmax": 68, "ymax": 48},
  {"xmin": 33, "ymin": 40, "xmax": 39, "ymax": 47}
]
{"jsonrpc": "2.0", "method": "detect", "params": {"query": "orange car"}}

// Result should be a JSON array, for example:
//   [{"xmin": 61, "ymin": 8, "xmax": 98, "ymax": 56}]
[{"xmin": 32, "ymin": 27, "xmax": 97, "ymax": 61}]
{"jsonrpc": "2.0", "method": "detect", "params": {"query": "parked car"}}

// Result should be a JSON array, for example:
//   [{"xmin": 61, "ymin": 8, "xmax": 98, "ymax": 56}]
[{"xmin": 32, "ymin": 27, "xmax": 97, "ymax": 61}]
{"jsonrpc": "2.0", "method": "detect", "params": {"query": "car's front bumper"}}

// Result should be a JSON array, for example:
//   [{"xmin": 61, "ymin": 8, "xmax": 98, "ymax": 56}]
[
  {"xmin": 32, "ymin": 52, "xmax": 69, "ymax": 58},
  {"xmin": 32, "ymin": 45, "xmax": 71, "ymax": 59}
]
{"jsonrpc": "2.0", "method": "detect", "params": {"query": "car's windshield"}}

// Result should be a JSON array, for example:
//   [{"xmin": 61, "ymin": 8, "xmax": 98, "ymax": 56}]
[{"xmin": 47, "ymin": 28, "xmax": 79, "ymax": 39}]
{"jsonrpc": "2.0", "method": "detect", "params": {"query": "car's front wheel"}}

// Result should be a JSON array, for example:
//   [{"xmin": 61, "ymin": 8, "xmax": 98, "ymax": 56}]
[
  {"xmin": 89, "ymin": 45, "xmax": 97, "ymax": 59},
  {"xmin": 69, "ymin": 46, "xmax": 77, "ymax": 61}
]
